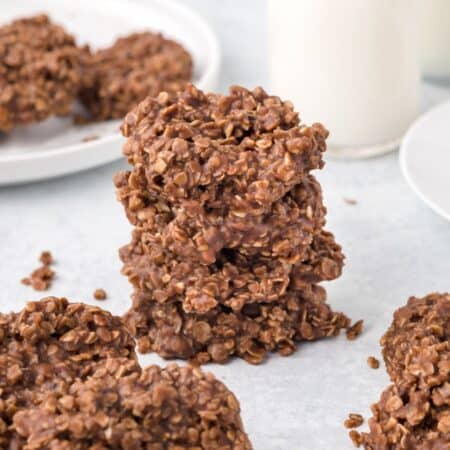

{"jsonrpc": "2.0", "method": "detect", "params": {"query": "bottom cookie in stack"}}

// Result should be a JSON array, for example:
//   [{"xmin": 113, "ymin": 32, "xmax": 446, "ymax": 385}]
[{"xmin": 125, "ymin": 283, "xmax": 350, "ymax": 365}]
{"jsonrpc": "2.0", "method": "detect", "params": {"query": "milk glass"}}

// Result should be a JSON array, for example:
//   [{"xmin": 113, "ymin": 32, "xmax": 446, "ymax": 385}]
[
  {"xmin": 419, "ymin": 0, "xmax": 450, "ymax": 82},
  {"xmin": 268, "ymin": 0, "xmax": 421, "ymax": 159}
]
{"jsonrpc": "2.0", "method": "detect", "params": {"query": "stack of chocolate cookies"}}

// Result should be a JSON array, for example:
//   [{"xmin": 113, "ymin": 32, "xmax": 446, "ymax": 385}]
[{"xmin": 115, "ymin": 84, "xmax": 350, "ymax": 364}]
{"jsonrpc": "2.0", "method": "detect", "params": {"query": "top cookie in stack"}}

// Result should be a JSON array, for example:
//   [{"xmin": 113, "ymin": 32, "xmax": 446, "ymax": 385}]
[{"xmin": 115, "ymin": 84, "xmax": 349, "ymax": 364}]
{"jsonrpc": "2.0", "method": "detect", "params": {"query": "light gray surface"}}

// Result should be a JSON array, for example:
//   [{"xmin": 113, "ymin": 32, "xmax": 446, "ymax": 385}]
[{"xmin": 1, "ymin": 1, "xmax": 450, "ymax": 449}]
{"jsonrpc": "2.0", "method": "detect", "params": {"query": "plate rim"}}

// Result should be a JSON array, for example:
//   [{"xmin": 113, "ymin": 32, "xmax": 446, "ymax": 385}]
[
  {"xmin": 0, "ymin": 0, "xmax": 221, "ymax": 164},
  {"xmin": 399, "ymin": 98, "xmax": 450, "ymax": 222}
]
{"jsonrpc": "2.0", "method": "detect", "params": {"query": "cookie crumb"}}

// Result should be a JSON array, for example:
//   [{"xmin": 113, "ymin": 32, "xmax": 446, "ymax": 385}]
[
  {"xmin": 93, "ymin": 288, "xmax": 107, "ymax": 300},
  {"xmin": 82, "ymin": 134, "xmax": 99, "ymax": 142},
  {"xmin": 349, "ymin": 430, "xmax": 362, "ymax": 447},
  {"xmin": 344, "ymin": 198, "xmax": 357, "ymax": 205},
  {"xmin": 367, "ymin": 356, "xmax": 380, "ymax": 369},
  {"xmin": 39, "ymin": 250, "xmax": 53, "ymax": 265},
  {"xmin": 344, "ymin": 413, "xmax": 364, "ymax": 429},
  {"xmin": 21, "ymin": 265, "xmax": 54, "ymax": 291},
  {"xmin": 22, "ymin": 252, "xmax": 55, "ymax": 291},
  {"xmin": 346, "ymin": 320, "xmax": 364, "ymax": 340}
]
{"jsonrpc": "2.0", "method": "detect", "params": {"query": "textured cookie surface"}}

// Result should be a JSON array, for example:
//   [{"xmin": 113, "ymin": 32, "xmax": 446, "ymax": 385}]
[
  {"xmin": 79, "ymin": 32, "xmax": 192, "ymax": 121},
  {"xmin": 360, "ymin": 293, "xmax": 450, "ymax": 450},
  {"xmin": 381, "ymin": 293, "xmax": 450, "ymax": 384},
  {"xmin": 0, "ymin": 297, "xmax": 136, "ymax": 447},
  {"xmin": 13, "ymin": 363, "xmax": 252, "ymax": 449},
  {"xmin": 116, "ymin": 84, "xmax": 348, "ymax": 364},
  {"xmin": 0, "ymin": 15, "xmax": 81, "ymax": 131}
]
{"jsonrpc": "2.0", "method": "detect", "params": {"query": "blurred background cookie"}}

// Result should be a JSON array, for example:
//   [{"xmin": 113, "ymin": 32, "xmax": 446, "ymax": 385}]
[
  {"xmin": 0, "ymin": 14, "xmax": 81, "ymax": 132},
  {"xmin": 78, "ymin": 32, "xmax": 192, "ymax": 121}
]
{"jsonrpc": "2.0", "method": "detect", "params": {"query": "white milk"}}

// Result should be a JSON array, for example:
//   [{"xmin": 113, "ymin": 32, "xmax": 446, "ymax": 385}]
[
  {"xmin": 419, "ymin": 0, "xmax": 450, "ymax": 81},
  {"xmin": 268, "ymin": 0, "xmax": 420, "ymax": 158}
]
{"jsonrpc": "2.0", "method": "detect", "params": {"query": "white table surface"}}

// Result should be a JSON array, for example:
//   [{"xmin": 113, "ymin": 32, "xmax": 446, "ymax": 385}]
[{"xmin": 1, "ymin": 1, "xmax": 450, "ymax": 449}]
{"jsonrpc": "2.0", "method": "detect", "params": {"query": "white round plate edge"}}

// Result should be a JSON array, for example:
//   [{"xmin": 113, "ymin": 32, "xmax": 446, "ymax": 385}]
[
  {"xmin": 0, "ymin": 0, "xmax": 221, "ymax": 185},
  {"xmin": 399, "ymin": 99, "xmax": 450, "ymax": 222}
]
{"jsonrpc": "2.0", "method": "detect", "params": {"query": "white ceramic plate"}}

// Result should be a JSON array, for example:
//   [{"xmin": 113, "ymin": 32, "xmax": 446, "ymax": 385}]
[
  {"xmin": 0, "ymin": 0, "xmax": 220, "ymax": 185},
  {"xmin": 400, "ymin": 99, "xmax": 450, "ymax": 222}
]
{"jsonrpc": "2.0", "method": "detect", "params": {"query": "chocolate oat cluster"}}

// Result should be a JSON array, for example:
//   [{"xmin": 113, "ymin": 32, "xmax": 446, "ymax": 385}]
[
  {"xmin": 115, "ymin": 84, "xmax": 350, "ymax": 364},
  {"xmin": 0, "ymin": 15, "xmax": 81, "ymax": 131},
  {"xmin": 0, "ymin": 15, "xmax": 193, "ymax": 131},
  {"xmin": 2, "ymin": 297, "xmax": 252, "ymax": 449},
  {"xmin": 79, "ymin": 32, "xmax": 193, "ymax": 121},
  {"xmin": 359, "ymin": 293, "xmax": 450, "ymax": 449}
]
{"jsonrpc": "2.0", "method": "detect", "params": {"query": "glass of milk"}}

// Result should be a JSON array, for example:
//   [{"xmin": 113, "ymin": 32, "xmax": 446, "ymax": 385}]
[
  {"xmin": 268, "ymin": 0, "xmax": 421, "ymax": 159},
  {"xmin": 419, "ymin": 0, "xmax": 450, "ymax": 82}
]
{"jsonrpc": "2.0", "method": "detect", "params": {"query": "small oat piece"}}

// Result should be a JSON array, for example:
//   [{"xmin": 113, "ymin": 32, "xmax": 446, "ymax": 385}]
[
  {"xmin": 367, "ymin": 356, "xmax": 380, "ymax": 369},
  {"xmin": 349, "ymin": 430, "xmax": 362, "ymax": 447},
  {"xmin": 13, "ymin": 364, "xmax": 252, "ymax": 449},
  {"xmin": 344, "ymin": 413, "xmax": 364, "ymax": 429},
  {"xmin": 0, "ymin": 15, "xmax": 82, "ymax": 132},
  {"xmin": 22, "ymin": 252, "xmax": 55, "ymax": 291},
  {"xmin": 346, "ymin": 320, "xmax": 364, "ymax": 340},
  {"xmin": 39, "ymin": 250, "xmax": 53, "ymax": 265},
  {"xmin": 79, "ymin": 32, "xmax": 192, "ymax": 121},
  {"xmin": 21, "ymin": 264, "xmax": 54, "ymax": 291},
  {"xmin": 82, "ymin": 134, "xmax": 99, "ymax": 142},
  {"xmin": 344, "ymin": 198, "xmax": 358, "ymax": 205},
  {"xmin": 93, "ymin": 288, "xmax": 107, "ymax": 300}
]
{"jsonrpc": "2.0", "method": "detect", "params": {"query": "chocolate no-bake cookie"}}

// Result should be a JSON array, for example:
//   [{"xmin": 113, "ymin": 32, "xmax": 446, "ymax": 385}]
[
  {"xmin": 0, "ymin": 297, "xmax": 137, "ymax": 447},
  {"xmin": 115, "ymin": 173, "xmax": 327, "ymax": 266},
  {"xmin": 381, "ymin": 292, "xmax": 450, "ymax": 385},
  {"xmin": 13, "ymin": 363, "xmax": 252, "ymax": 449},
  {"xmin": 0, "ymin": 297, "xmax": 252, "ymax": 449},
  {"xmin": 79, "ymin": 32, "xmax": 192, "ymax": 121},
  {"xmin": 115, "ymin": 84, "xmax": 349, "ymax": 364},
  {"xmin": 356, "ymin": 293, "xmax": 450, "ymax": 450},
  {"xmin": 0, "ymin": 15, "xmax": 81, "ymax": 132},
  {"xmin": 119, "ymin": 85, "xmax": 326, "ymax": 210},
  {"xmin": 120, "ymin": 229, "xmax": 344, "ymax": 314},
  {"xmin": 362, "ymin": 346, "xmax": 450, "ymax": 450},
  {"xmin": 126, "ymin": 284, "xmax": 350, "ymax": 364}
]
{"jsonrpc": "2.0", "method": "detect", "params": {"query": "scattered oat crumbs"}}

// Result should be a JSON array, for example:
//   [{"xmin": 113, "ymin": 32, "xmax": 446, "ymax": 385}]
[
  {"xmin": 22, "ymin": 251, "xmax": 55, "ymax": 291},
  {"xmin": 21, "ymin": 265, "xmax": 54, "ymax": 291},
  {"xmin": 346, "ymin": 320, "xmax": 364, "ymax": 341},
  {"xmin": 344, "ymin": 197, "xmax": 358, "ymax": 205},
  {"xmin": 349, "ymin": 430, "xmax": 362, "ymax": 447},
  {"xmin": 367, "ymin": 356, "xmax": 380, "ymax": 369},
  {"xmin": 344, "ymin": 413, "xmax": 364, "ymax": 429},
  {"xmin": 93, "ymin": 288, "xmax": 107, "ymax": 300},
  {"xmin": 82, "ymin": 134, "xmax": 99, "ymax": 142},
  {"xmin": 39, "ymin": 250, "xmax": 53, "ymax": 265}
]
